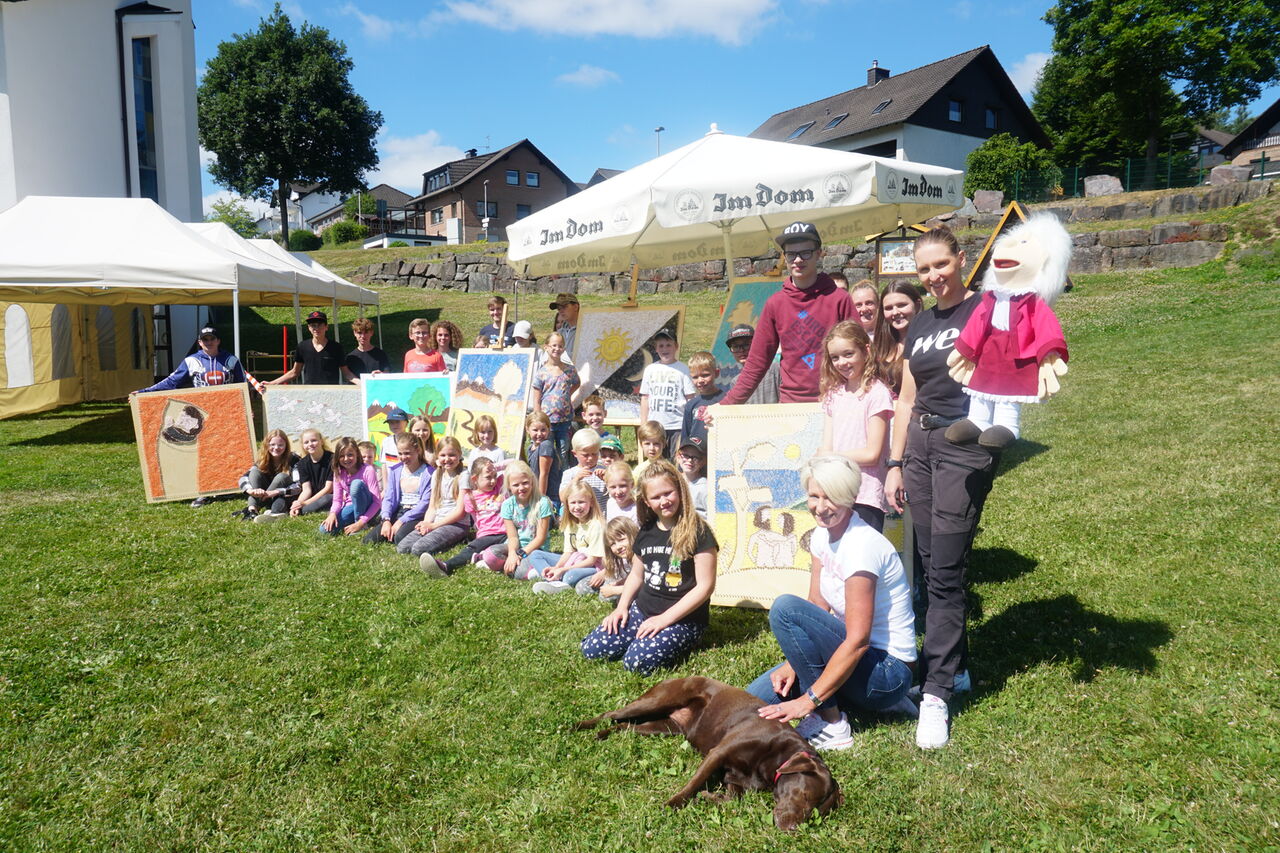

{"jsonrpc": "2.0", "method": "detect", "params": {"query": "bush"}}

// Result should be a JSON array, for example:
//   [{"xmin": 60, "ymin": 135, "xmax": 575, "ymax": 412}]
[
  {"xmin": 323, "ymin": 218, "xmax": 369, "ymax": 246},
  {"xmin": 965, "ymin": 133, "xmax": 1062, "ymax": 198},
  {"xmin": 287, "ymin": 229, "xmax": 322, "ymax": 251},
  {"xmin": 388, "ymin": 240, "xmax": 408, "ymax": 248}
]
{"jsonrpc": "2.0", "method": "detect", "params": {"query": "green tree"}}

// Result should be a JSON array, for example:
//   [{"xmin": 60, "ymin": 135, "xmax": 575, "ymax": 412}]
[
  {"xmin": 198, "ymin": 4, "xmax": 382, "ymax": 248},
  {"xmin": 1202, "ymin": 104, "xmax": 1256, "ymax": 136},
  {"xmin": 343, "ymin": 193, "xmax": 377, "ymax": 218},
  {"xmin": 1040, "ymin": 0, "xmax": 1280, "ymax": 176},
  {"xmin": 204, "ymin": 197, "xmax": 259, "ymax": 238},
  {"xmin": 965, "ymin": 133, "xmax": 1062, "ymax": 199}
]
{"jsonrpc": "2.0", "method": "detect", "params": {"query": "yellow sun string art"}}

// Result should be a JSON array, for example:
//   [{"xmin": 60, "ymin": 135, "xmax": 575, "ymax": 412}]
[{"xmin": 595, "ymin": 328, "xmax": 632, "ymax": 366}]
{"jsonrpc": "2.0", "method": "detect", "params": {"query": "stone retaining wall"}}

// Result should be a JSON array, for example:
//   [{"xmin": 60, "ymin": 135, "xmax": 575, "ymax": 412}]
[{"xmin": 348, "ymin": 183, "xmax": 1269, "ymax": 294}]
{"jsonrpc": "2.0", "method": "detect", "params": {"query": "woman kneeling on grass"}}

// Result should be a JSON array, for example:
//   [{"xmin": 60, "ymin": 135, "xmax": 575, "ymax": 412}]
[
  {"xmin": 747, "ymin": 454, "xmax": 916, "ymax": 751},
  {"xmin": 581, "ymin": 460, "xmax": 717, "ymax": 675}
]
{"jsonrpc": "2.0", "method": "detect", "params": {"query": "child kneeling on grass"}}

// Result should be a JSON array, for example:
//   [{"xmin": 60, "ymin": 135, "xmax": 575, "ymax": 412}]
[
  {"xmin": 580, "ymin": 460, "xmax": 717, "ymax": 674},
  {"xmin": 530, "ymin": 481, "xmax": 606, "ymax": 594}
]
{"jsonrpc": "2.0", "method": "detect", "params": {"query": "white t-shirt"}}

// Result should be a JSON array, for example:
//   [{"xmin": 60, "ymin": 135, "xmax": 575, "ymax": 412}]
[
  {"xmin": 639, "ymin": 361, "xmax": 695, "ymax": 431},
  {"xmin": 811, "ymin": 518, "xmax": 916, "ymax": 662}
]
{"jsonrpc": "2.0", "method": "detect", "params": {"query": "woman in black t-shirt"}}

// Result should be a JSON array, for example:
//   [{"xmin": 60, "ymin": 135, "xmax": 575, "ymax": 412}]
[
  {"xmin": 580, "ymin": 460, "xmax": 717, "ymax": 674},
  {"xmin": 884, "ymin": 226, "xmax": 998, "ymax": 751}
]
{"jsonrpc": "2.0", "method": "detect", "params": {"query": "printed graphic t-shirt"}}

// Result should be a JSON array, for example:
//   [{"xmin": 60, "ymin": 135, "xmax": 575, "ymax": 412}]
[
  {"xmin": 633, "ymin": 521, "xmax": 718, "ymax": 626},
  {"xmin": 639, "ymin": 361, "xmax": 695, "ymax": 431},
  {"xmin": 903, "ymin": 295, "xmax": 983, "ymax": 420}
]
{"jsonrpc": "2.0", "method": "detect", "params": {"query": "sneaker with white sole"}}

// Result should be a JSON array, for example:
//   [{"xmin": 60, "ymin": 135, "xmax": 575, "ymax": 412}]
[
  {"xmin": 916, "ymin": 694, "xmax": 950, "ymax": 749},
  {"xmin": 794, "ymin": 713, "xmax": 825, "ymax": 740},
  {"xmin": 253, "ymin": 511, "xmax": 286, "ymax": 524},
  {"xmin": 532, "ymin": 580, "xmax": 571, "ymax": 594},
  {"xmin": 805, "ymin": 712, "xmax": 855, "ymax": 751},
  {"xmin": 419, "ymin": 554, "xmax": 448, "ymax": 578}
]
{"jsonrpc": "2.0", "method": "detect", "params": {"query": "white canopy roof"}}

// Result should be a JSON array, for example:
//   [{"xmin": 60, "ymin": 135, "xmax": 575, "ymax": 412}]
[
  {"xmin": 0, "ymin": 196, "xmax": 375, "ymax": 307},
  {"xmin": 249, "ymin": 239, "xmax": 374, "ymax": 306}
]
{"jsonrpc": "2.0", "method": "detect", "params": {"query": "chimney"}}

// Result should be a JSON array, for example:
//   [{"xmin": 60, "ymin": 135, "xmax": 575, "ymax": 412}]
[
  {"xmin": 465, "ymin": 148, "xmax": 478, "ymax": 158},
  {"xmin": 867, "ymin": 60, "xmax": 890, "ymax": 88}
]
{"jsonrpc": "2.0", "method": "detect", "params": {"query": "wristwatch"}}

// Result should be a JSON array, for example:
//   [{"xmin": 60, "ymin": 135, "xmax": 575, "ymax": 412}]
[
  {"xmin": 516, "ymin": 548, "xmax": 528, "ymax": 559},
  {"xmin": 885, "ymin": 458, "xmax": 904, "ymax": 469},
  {"xmin": 805, "ymin": 687, "xmax": 822, "ymax": 707}
]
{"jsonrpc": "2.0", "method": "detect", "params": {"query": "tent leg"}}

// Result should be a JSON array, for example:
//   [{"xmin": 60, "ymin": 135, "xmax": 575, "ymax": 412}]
[
  {"xmin": 232, "ymin": 291, "xmax": 242, "ymax": 359},
  {"xmin": 332, "ymin": 297, "xmax": 340, "ymax": 341},
  {"xmin": 293, "ymin": 293, "xmax": 302, "ymax": 342},
  {"xmin": 376, "ymin": 304, "xmax": 383, "ymax": 350}
]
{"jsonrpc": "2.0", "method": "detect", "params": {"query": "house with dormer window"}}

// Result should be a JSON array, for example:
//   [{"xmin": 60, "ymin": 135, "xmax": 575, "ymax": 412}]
[{"xmin": 749, "ymin": 46, "xmax": 1049, "ymax": 173}]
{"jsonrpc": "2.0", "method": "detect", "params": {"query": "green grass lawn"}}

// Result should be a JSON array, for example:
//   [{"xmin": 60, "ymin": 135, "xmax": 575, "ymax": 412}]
[{"xmin": 2, "ymin": 243, "xmax": 1279, "ymax": 850}]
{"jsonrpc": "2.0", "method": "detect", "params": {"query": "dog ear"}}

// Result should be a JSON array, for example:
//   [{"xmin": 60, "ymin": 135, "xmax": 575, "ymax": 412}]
[
  {"xmin": 775, "ymin": 750, "xmax": 824, "ymax": 779},
  {"xmin": 774, "ymin": 751, "xmax": 842, "ymax": 829}
]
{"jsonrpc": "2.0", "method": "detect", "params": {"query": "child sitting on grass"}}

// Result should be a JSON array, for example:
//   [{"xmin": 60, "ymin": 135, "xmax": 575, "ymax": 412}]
[
  {"xmin": 365, "ymin": 433, "xmax": 432, "ymax": 548},
  {"xmin": 407, "ymin": 416, "xmax": 437, "ymax": 471},
  {"xmin": 676, "ymin": 436, "xmax": 709, "ymax": 522},
  {"xmin": 580, "ymin": 516, "xmax": 640, "ymax": 600},
  {"xmin": 530, "ymin": 481, "xmax": 607, "ymax": 594},
  {"xmin": 580, "ymin": 393, "xmax": 612, "ymax": 439},
  {"xmin": 465, "ymin": 414, "xmax": 507, "ymax": 471},
  {"xmin": 320, "ymin": 436, "xmax": 381, "ymax": 536},
  {"xmin": 559, "ymin": 427, "xmax": 607, "ymax": 514},
  {"xmin": 429, "ymin": 456, "xmax": 507, "ymax": 576},
  {"xmin": 479, "ymin": 460, "xmax": 555, "ymax": 580},
  {"xmin": 237, "ymin": 429, "xmax": 298, "ymax": 521},
  {"xmin": 288, "ymin": 428, "xmax": 333, "ymax": 519},
  {"xmin": 580, "ymin": 460, "xmax": 718, "ymax": 674},
  {"xmin": 399, "ymin": 437, "xmax": 471, "ymax": 574}
]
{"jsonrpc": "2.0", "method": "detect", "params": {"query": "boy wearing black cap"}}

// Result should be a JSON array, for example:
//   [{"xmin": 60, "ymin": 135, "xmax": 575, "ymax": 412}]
[
  {"xmin": 268, "ymin": 311, "xmax": 354, "ymax": 386},
  {"xmin": 721, "ymin": 222, "xmax": 854, "ymax": 404},
  {"xmin": 639, "ymin": 327, "xmax": 695, "ymax": 457},
  {"xmin": 135, "ymin": 325, "xmax": 245, "ymax": 393},
  {"xmin": 724, "ymin": 324, "xmax": 780, "ymax": 405}
]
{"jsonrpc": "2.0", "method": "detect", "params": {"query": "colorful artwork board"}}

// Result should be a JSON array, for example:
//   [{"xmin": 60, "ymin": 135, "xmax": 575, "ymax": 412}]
[
  {"xmin": 707, "ymin": 403, "xmax": 823, "ymax": 609},
  {"xmin": 447, "ymin": 348, "xmax": 536, "ymax": 457},
  {"xmin": 572, "ymin": 305, "xmax": 685, "ymax": 425},
  {"xmin": 711, "ymin": 278, "xmax": 783, "ymax": 387},
  {"xmin": 130, "ymin": 384, "xmax": 257, "ymax": 503},
  {"xmin": 361, "ymin": 373, "xmax": 452, "ymax": 456},
  {"xmin": 265, "ymin": 386, "xmax": 364, "ymax": 448}
]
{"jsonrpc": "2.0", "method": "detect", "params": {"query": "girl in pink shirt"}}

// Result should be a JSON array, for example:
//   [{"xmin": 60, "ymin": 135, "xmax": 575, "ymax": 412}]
[
  {"xmin": 321, "ymin": 436, "xmax": 383, "ymax": 535},
  {"xmin": 819, "ymin": 321, "xmax": 894, "ymax": 532}
]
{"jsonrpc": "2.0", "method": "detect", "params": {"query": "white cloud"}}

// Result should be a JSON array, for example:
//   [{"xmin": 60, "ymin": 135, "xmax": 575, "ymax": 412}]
[
  {"xmin": 555, "ymin": 64, "xmax": 620, "ymax": 87},
  {"xmin": 1009, "ymin": 51, "xmax": 1051, "ymax": 97},
  {"xmin": 368, "ymin": 131, "xmax": 465, "ymax": 195},
  {"xmin": 199, "ymin": 146, "xmax": 217, "ymax": 170},
  {"xmin": 440, "ymin": 0, "xmax": 776, "ymax": 45},
  {"xmin": 202, "ymin": 190, "xmax": 272, "ymax": 220},
  {"xmin": 606, "ymin": 124, "xmax": 637, "ymax": 145},
  {"xmin": 340, "ymin": 3, "xmax": 396, "ymax": 39}
]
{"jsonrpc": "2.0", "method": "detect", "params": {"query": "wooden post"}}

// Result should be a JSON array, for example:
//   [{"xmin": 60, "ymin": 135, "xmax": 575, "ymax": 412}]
[
  {"xmin": 624, "ymin": 262, "xmax": 639, "ymax": 307},
  {"xmin": 495, "ymin": 302, "xmax": 509, "ymax": 350}
]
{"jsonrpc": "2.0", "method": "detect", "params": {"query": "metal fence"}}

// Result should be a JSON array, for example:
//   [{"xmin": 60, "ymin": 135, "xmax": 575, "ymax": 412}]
[{"xmin": 1008, "ymin": 152, "xmax": 1274, "ymax": 204}]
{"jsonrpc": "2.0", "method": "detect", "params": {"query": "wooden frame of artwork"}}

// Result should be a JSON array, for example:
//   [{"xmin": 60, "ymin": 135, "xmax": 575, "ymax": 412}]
[
  {"xmin": 710, "ymin": 276, "xmax": 784, "ymax": 387},
  {"xmin": 706, "ymin": 402, "xmax": 824, "ymax": 609},
  {"xmin": 572, "ymin": 304, "xmax": 686, "ymax": 426},
  {"xmin": 264, "ymin": 386, "xmax": 364, "ymax": 448},
  {"xmin": 447, "ymin": 348, "xmax": 536, "ymax": 457},
  {"xmin": 877, "ymin": 236, "xmax": 919, "ymax": 276},
  {"xmin": 130, "ymin": 384, "xmax": 257, "ymax": 503}
]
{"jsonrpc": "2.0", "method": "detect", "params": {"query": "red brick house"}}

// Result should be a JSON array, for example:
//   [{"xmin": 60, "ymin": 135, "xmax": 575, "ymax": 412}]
[{"xmin": 406, "ymin": 140, "xmax": 578, "ymax": 243}]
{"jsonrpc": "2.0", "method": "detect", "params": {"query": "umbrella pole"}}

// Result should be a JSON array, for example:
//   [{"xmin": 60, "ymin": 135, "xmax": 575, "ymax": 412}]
[
  {"xmin": 624, "ymin": 262, "xmax": 639, "ymax": 307},
  {"xmin": 719, "ymin": 223, "xmax": 736, "ymax": 288}
]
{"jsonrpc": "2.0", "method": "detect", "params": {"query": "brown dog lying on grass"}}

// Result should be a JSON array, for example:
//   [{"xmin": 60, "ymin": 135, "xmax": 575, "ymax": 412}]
[{"xmin": 576, "ymin": 675, "xmax": 842, "ymax": 831}]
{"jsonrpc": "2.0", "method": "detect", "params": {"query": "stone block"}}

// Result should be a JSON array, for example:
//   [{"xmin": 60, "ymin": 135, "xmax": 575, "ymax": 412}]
[
  {"xmin": 637, "ymin": 280, "xmax": 658, "ymax": 295},
  {"xmin": 703, "ymin": 260, "xmax": 726, "ymax": 278},
  {"xmin": 972, "ymin": 189, "xmax": 1005, "ymax": 213},
  {"xmin": 1100, "ymin": 203, "xmax": 1130, "ymax": 220},
  {"xmin": 972, "ymin": 213, "xmax": 1002, "ymax": 230},
  {"xmin": 819, "ymin": 254, "xmax": 848, "ymax": 272},
  {"xmin": 656, "ymin": 279, "xmax": 681, "ymax": 293},
  {"xmin": 1150, "ymin": 195, "xmax": 1174, "ymax": 217},
  {"xmin": 1243, "ymin": 181, "xmax": 1272, "ymax": 201},
  {"xmin": 847, "ymin": 267, "xmax": 872, "ymax": 282},
  {"xmin": 1151, "ymin": 222, "xmax": 1195, "ymax": 244},
  {"xmin": 411, "ymin": 262, "xmax": 429, "ymax": 276},
  {"xmin": 455, "ymin": 252, "xmax": 488, "ymax": 264},
  {"xmin": 352, "ymin": 273, "xmax": 367, "ymax": 284},
  {"xmin": 405, "ymin": 275, "xmax": 424, "ymax": 288},
  {"xmin": 1099, "ymin": 228, "xmax": 1150, "ymax": 248},
  {"xmin": 1150, "ymin": 241, "xmax": 1221, "ymax": 267},
  {"xmin": 1068, "ymin": 205, "xmax": 1106, "ymax": 223},
  {"xmin": 1084, "ymin": 174, "xmax": 1124, "ymax": 197},
  {"xmin": 1209, "ymin": 164, "xmax": 1253, "ymax": 185},
  {"xmin": 577, "ymin": 276, "xmax": 610, "ymax": 295},
  {"xmin": 1068, "ymin": 245, "xmax": 1110, "ymax": 274},
  {"xmin": 683, "ymin": 279, "xmax": 713, "ymax": 293},
  {"xmin": 1109, "ymin": 246, "xmax": 1152, "ymax": 269},
  {"xmin": 380, "ymin": 262, "xmax": 399, "ymax": 276},
  {"xmin": 1038, "ymin": 206, "xmax": 1072, "ymax": 223},
  {"xmin": 826, "ymin": 243, "xmax": 854, "ymax": 255},
  {"xmin": 467, "ymin": 273, "xmax": 494, "ymax": 292},
  {"xmin": 1193, "ymin": 222, "xmax": 1228, "ymax": 242},
  {"xmin": 1072, "ymin": 232, "xmax": 1098, "ymax": 248},
  {"xmin": 1201, "ymin": 185, "xmax": 1245, "ymax": 210},
  {"xmin": 1122, "ymin": 202, "xmax": 1151, "ymax": 219}
]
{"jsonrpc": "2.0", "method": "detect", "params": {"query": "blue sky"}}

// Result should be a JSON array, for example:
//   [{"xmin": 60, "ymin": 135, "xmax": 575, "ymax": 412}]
[{"xmin": 195, "ymin": 0, "xmax": 1280, "ymax": 216}]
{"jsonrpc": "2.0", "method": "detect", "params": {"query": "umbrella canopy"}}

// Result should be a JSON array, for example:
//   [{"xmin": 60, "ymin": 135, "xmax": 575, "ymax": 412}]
[{"xmin": 506, "ymin": 128, "xmax": 965, "ymax": 277}]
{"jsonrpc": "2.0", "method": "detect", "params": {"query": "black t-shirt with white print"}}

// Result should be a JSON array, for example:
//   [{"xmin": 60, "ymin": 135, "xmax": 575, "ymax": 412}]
[
  {"xmin": 633, "ymin": 521, "xmax": 718, "ymax": 626},
  {"xmin": 903, "ymin": 295, "xmax": 982, "ymax": 420}
]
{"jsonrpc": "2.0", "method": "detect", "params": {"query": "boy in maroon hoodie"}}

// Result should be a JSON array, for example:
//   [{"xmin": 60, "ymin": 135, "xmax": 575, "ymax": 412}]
[{"xmin": 722, "ymin": 222, "xmax": 855, "ymax": 404}]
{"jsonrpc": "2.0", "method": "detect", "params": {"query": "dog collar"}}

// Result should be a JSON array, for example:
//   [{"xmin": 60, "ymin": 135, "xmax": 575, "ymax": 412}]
[{"xmin": 774, "ymin": 750, "xmax": 815, "ymax": 783}]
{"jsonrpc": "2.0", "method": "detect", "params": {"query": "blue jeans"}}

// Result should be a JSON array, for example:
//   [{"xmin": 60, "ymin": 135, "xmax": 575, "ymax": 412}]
[
  {"xmin": 319, "ymin": 479, "xmax": 373, "ymax": 534},
  {"xmin": 526, "ymin": 550, "xmax": 598, "ymax": 586},
  {"xmin": 550, "ymin": 420, "xmax": 573, "ymax": 465},
  {"xmin": 746, "ymin": 594, "xmax": 912, "ymax": 714}
]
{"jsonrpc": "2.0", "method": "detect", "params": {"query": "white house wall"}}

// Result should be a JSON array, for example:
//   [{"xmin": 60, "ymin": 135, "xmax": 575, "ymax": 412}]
[
  {"xmin": 0, "ymin": 0, "xmax": 199, "ymax": 220},
  {"xmin": 898, "ymin": 125, "xmax": 982, "ymax": 174}
]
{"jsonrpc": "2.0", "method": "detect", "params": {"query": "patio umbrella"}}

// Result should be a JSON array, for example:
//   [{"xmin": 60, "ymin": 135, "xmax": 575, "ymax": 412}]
[{"xmin": 506, "ymin": 126, "xmax": 965, "ymax": 277}]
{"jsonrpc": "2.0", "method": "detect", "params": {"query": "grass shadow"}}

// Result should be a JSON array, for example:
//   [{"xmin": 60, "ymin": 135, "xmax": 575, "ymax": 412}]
[
  {"xmin": 969, "ymin": 594, "xmax": 1173, "ymax": 697},
  {"xmin": 12, "ymin": 405, "xmax": 134, "ymax": 446},
  {"xmin": 995, "ymin": 439, "xmax": 1050, "ymax": 477},
  {"xmin": 969, "ymin": 546, "xmax": 1037, "ymax": 586},
  {"xmin": 701, "ymin": 605, "xmax": 771, "ymax": 650}
]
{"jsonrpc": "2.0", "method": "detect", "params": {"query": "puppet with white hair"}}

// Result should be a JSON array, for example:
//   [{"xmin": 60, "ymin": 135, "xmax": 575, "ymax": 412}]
[{"xmin": 944, "ymin": 213, "xmax": 1071, "ymax": 449}]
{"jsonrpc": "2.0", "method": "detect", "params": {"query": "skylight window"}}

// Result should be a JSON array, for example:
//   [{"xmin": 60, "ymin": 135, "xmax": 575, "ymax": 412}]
[
  {"xmin": 823, "ymin": 113, "xmax": 848, "ymax": 131},
  {"xmin": 871, "ymin": 99, "xmax": 892, "ymax": 115},
  {"xmin": 787, "ymin": 121, "xmax": 816, "ymax": 139}
]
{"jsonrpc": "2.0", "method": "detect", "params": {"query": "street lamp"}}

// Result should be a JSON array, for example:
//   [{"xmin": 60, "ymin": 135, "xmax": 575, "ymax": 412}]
[{"xmin": 655, "ymin": 126, "xmax": 665, "ymax": 156}]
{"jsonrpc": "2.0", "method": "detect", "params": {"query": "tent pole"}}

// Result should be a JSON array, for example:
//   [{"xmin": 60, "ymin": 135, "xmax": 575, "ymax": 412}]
[
  {"xmin": 331, "ymin": 296, "xmax": 340, "ymax": 341},
  {"xmin": 293, "ymin": 291, "xmax": 302, "ymax": 342},
  {"xmin": 232, "ymin": 290, "xmax": 242, "ymax": 359},
  {"xmin": 376, "ymin": 303, "xmax": 383, "ymax": 349}
]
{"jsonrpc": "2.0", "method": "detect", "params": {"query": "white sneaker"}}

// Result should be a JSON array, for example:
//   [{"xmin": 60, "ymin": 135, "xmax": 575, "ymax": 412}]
[
  {"xmin": 916, "ymin": 694, "xmax": 950, "ymax": 749},
  {"xmin": 419, "ymin": 554, "xmax": 448, "ymax": 578},
  {"xmin": 253, "ymin": 511, "xmax": 286, "ymax": 524},
  {"xmin": 532, "ymin": 580, "xmax": 571, "ymax": 594},
  {"xmin": 802, "ymin": 713, "xmax": 855, "ymax": 751},
  {"xmin": 794, "ymin": 713, "xmax": 825, "ymax": 740}
]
